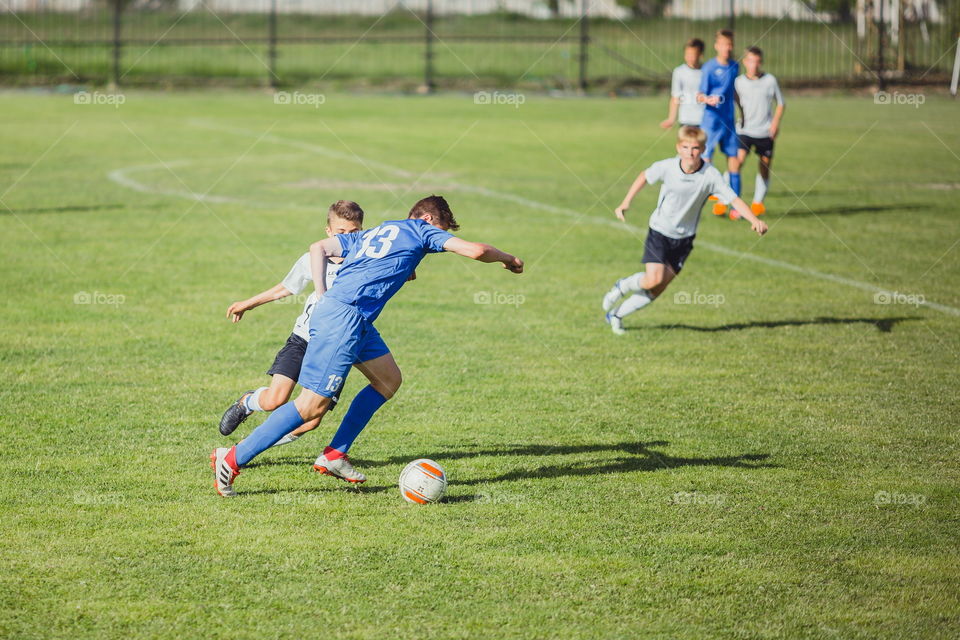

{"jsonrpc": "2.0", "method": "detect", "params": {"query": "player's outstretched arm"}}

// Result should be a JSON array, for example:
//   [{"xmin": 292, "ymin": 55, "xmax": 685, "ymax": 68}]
[
  {"xmin": 730, "ymin": 197, "xmax": 769, "ymax": 236},
  {"xmin": 442, "ymin": 237, "xmax": 523, "ymax": 274},
  {"xmin": 226, "ymin": 283, "xmax": 295, "ymax": 323},
  {"xmin": 309, "ymin": 236, "xmax": 345, "ymax": 297},
  {"xmin": 615, "ymin": 171, "xmax": 648, "ymax": 221}
]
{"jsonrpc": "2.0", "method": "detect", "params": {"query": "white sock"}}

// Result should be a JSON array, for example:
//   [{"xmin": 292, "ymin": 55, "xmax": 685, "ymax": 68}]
[
  {"xmin": 617, "ymin": 271, "xmax": 646, "ymax": 294},
  {"xmin": 272, "ymin": 433, "xmax": 300, "ymax": 447},
  {"xmin": 244, "ymin": 386, "xmax": 269, "ymax": 412},
  {"xmin": 723, "ymin": 170, "xmax": 730, "ymax": 185},
  {"xmin": 615, "ymin": 292, "xmax": 655, "ymax": 318},
  {"xmin": 754, "ymin": 174, "xmax": 769, "ymax": 203}
]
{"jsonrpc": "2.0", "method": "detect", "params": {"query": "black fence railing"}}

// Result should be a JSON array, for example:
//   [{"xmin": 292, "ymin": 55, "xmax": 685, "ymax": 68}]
[{"xmin": 0, "ymin": 0, "xmax": 957, "ymax": 89}]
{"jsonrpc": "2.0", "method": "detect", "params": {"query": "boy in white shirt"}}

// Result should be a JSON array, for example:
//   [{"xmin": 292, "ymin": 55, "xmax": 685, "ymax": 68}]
[
  {"xmin": 602, "ymin": 127, "xmax": 768, "ymax": 335},
  {"xmin": 217, "ymin": 201, "xmax": 363, "ymax": 443},
  {"xmin": 735, "ymin": 46, "xmax": 786, "ymax": 215},
  {"xmin": 660, "ymin": 38, "xmax": 706, "ymax": 129}
]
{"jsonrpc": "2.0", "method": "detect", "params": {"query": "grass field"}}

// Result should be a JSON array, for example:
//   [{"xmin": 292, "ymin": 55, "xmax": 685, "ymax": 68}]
[{"xmin": 1, "ymin": 89, "xmax": 959, "ymax": 639}]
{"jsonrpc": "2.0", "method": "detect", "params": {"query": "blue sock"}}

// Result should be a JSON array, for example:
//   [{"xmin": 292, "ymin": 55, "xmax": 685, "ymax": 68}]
[
  {"xmin": 730, "ymin": 172, "xmax": 742, "ymax": 196},
  {"xmin": 235, "ymin": 401, "xmax": 305, "ymax": 466},
  {"xmin": 328, "ymin": 385, "xmax": 388, "ymax": 454}
]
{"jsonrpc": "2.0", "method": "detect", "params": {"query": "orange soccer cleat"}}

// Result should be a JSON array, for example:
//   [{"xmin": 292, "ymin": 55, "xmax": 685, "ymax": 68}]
[
  {"xmin": 712, "ymin": 202, "xmax": 728, "ymax": 216},
  {"xmin": 751, "ymin": 202, "xmax": 766, "ymax": 215}
]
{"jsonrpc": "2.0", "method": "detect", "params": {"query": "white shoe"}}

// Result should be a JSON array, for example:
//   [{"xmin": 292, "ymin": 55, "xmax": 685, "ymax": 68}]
[
  {"xmin": 314, "ymin": 449, "xmax": 366, "ymax": 484},
  {"xmin": 210, "ymin": 447, "xmax": 240, "ymax": 497},
  {"xmin": 605, "ymin": 312, "xmax": 625, "ymax": 335},
  {"xmin": 602, "ymin": 280, "xmax": 626, "ymax": 312}
]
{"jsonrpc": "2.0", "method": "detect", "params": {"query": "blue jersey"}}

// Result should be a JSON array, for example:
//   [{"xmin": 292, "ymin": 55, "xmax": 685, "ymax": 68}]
[
  {"xmin": 699, "ymin": 58, "xmax": 739, "ymax": 124},
  {"xmin": 325, "ymin": 218, "xmax": 454, "ymax": 322}
]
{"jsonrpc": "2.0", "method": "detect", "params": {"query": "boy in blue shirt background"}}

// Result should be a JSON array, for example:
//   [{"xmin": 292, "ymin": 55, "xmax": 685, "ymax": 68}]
[{"xmin": 698, "ymin": 29, "xmax": 742, "ymax": 218}]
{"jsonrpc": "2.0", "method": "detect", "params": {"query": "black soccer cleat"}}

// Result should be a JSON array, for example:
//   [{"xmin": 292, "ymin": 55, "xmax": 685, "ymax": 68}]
[{"xmin": 219, "ymin": 390, "xmax": 254, "ymax": 436}]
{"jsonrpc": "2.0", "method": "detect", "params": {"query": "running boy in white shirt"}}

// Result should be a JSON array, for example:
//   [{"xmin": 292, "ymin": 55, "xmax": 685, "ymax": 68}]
[
  {"xmin": 735, "ymin": 46, "xmax": 785, "ymax": 215},
  {"xmin": 217, "ymin": 200, "xmax": 363, "ymax": 445},
  {"xmin": 660, "ymin": 38, "xmax": 705, "ymax": 129},
  {"xmin": 602, "ymin": 127, "xmax": 768, "ymax": 335}
]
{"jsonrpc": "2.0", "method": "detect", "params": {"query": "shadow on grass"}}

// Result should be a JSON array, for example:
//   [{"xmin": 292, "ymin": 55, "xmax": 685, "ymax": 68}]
[
  {"xmin": 246, "ymin": 441, "xmax": 776, "ymax": 497},
  {"xmin": 770, "ymin": 203, "xmax": 927, "ymax": 217},
  {"xmin": 648, "ymin": 316, "xmax": 916, "ymax": 334}
]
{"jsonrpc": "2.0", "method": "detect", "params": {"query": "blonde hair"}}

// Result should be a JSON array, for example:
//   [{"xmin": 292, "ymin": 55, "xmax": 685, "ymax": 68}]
[{"xmin": 677, "ymin": 126, "xmax": 706, "ymax": 147}]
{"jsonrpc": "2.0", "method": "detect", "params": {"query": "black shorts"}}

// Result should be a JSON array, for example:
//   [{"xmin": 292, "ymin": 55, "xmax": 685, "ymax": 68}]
[
  {"xmin": 738, "ymin": 135, "xmax": 774, "ymax": 158},
  {"xmin": 266, "ymin": 333, "xmax": 343, "ymax": 409},
  {"xmin": 641, "ymin": 228, "xmax": 695, "ymax": 274}
]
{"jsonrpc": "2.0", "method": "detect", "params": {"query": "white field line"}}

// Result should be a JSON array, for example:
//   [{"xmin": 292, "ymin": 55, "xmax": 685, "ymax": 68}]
[{"xmin": 108, "ymin": 119, "xmax": 959, "ymax": 318}]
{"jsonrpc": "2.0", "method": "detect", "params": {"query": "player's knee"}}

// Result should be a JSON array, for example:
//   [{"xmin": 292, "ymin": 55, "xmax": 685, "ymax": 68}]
[
  {"xmin": 377, "ymin": 372, "xmax": 402, "ymax": 400},
  {"xmin": 259, "ymin": 388, "xmax": 288, "ymax": 411}
]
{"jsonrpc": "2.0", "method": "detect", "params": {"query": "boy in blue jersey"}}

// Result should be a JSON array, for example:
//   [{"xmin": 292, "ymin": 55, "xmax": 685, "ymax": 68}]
[
  {"xmin": 697, "ymin": 29, "xmax": 742, "ymax": 218},
  {"xmin": 211, "ymin": 195, "xmax": 524, "ymax": 496}
]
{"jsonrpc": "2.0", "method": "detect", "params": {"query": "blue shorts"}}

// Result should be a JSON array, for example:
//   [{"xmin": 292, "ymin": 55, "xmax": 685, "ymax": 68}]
[
  {"xmin": 298, "ymin": 297, "xmax": 390, "ymax": 398},
  {"xmin": 701, "ymin": 117, "xmax": 739, "ymax": 159}
]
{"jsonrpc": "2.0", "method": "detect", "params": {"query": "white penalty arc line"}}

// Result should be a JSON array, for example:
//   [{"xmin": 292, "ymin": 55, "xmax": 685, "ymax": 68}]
[{"xmin": 132, "ymin": 120, "xmax": 959, "ymax": 318}]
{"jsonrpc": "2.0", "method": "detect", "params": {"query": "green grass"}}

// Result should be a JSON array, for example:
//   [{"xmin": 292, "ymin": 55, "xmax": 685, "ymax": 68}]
[
  {"xmin": 1, "ymin": 90, "xmax": 958, "ymax": 639},
  {"xmin": 1, "ymin": 12, "xmax": 957, "ymax": 87}
]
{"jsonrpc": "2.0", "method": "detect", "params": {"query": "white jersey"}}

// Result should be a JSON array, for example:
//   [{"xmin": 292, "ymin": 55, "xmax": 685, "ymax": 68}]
[
  {"xmin": 644, "ymin": 157, "xmax": 736, "ymax": 239},
  {"xmin": 671, "ymin": 64, "xmax": 704, "ymax": 126},
  {"xmin": 735, "ymin": 73, "xmax": 784, "ymax": 138},
  {"xmin": 280, "ymin": 252, "xmax": 341, "ymax": 341}
]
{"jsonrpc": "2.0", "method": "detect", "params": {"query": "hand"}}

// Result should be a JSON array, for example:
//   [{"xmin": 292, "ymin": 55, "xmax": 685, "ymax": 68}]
[
  {"xmin": 407, "ymin": 270, "xmax": 417, "ymax": 282},
  {"xmin": 504, "ymin": 256, "xmax": 524, "ymax": 274},
  {"xmin": 659, "ymin": 118, "xmax": 674, "ymax": 130},
  {"xmin": 706, "ymin": 95, "xmax": 720, "ymax": 107},
  {"xmin": 615, "ymin": 206, "xmax": 627, "ymax": 222},
  {"xmin": 769, "ymin": 124, "xmax": 779, "ymax": 139},
  {"xmin": 226, "ymin": 301, "xmax": 247, "ymax": 323},
  {"xmin": 752, "ymin": 219, "xmax": 768, "ymax": 236}
]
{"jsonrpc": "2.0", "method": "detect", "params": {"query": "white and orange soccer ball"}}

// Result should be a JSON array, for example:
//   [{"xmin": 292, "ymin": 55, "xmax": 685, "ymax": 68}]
[{"xmin": 398, "ymin": 459, "xmax": 447, "ymax": 504}]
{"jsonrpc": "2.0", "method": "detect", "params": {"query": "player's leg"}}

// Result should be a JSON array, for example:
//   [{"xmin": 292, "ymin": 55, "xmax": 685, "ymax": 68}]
[
  {"xmin": 212, "ymin": 301, "xmax": 362, "ymax": 495},
  {"xmin": 212, "ymin": 390, "xmax": 331, "ymax": 497},
  {"xmin": 313, "ymin": 332, "xmax": 395, "ymax": 483},
  {"xmin": 752, "ymin": 142, "xmax": 773, "ymax": 214},
  {"xmin": 602, "ymin": 270, "xmax": 646, "ymax": 312},
  {"xmin": 218, "ymin": 334, "xmax": 303, "ymax": 436},
  {"xmin": 717, "ymin": 127, "xmax": 742, "ymax": 217}
]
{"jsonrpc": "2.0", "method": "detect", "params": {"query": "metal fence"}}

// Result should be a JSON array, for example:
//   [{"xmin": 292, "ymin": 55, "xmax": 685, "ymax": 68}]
[{"xmin": 0, "ymin": 0, "xmax": 957, "ymax": 89}]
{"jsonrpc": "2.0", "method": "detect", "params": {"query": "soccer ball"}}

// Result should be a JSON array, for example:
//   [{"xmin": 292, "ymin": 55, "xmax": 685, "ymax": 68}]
[{"xmin": 399, "ymin": 459, "xmax": 447, "ymax": 504}]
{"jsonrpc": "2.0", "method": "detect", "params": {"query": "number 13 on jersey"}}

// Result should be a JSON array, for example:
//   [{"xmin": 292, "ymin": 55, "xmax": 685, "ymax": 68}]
[{"xmin": 357, "ymin": 225, "xmax": 400, "ymax": 259}]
